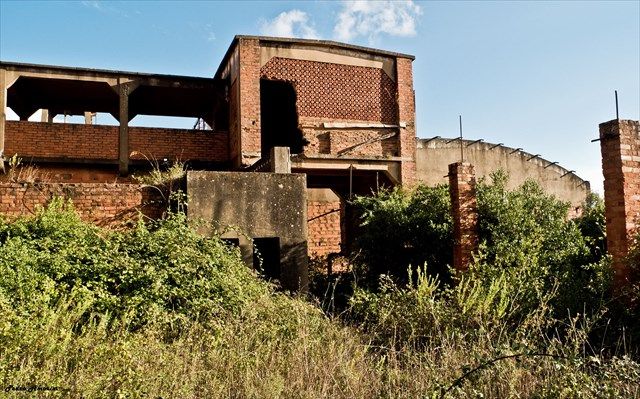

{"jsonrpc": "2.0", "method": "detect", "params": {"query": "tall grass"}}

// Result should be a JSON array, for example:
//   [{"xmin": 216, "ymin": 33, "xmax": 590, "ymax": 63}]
[{"xmin": 1, "ymin": 200, "xmax": 638, "ymax": 398}]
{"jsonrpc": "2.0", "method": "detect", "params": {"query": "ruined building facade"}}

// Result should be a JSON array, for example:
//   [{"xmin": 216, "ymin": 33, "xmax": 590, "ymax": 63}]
[{"xmin": 0, "ymin": 36, "xmax": 418, "ymax": 290}]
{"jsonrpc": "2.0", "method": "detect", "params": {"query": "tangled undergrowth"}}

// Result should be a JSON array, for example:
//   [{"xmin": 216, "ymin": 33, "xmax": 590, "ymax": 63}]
[{"xmin": 0, "ymin": 192, "xmax": 638, "ymax": 398}]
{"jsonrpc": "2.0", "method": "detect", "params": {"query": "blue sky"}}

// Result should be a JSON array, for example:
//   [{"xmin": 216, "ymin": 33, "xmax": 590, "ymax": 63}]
[{"xmin": 1, "ymin": 1, "xmax": 639, "ymax": 193}]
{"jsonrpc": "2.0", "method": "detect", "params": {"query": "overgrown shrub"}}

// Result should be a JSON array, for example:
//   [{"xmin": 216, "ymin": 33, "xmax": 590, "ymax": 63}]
[
  {"xmin": 474, "ymin": 171, "xmax": 611, "ymax": 318},
  {"xmin": 0, "ymin": 198, "xmax": 268, "ymax": 332},
  {"xmin": 351, "ymin": 184, "xmax": 452, "ymax": 286},
  {"xmin": 351, "ymin": 171, "xmax": 612, "ymax": 318}
]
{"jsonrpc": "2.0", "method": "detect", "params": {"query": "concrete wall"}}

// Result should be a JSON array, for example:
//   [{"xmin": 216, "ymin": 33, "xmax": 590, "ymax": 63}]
[
  {"xmin": 186, "ymin": 171, "xmax": 308, "ymax": 291},
  {"xmin": 416, "ymin": 138, "xmax": 590, "ymax": 210}
]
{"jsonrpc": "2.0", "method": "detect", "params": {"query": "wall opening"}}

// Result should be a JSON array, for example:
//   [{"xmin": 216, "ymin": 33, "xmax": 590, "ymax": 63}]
[
  {"xmin": 253, "ymin": 237, "xmax": 281, "ymax": 280},
  {"xmin": 260, "ymin": 79, "xmax": 305, "ymax": 156}
]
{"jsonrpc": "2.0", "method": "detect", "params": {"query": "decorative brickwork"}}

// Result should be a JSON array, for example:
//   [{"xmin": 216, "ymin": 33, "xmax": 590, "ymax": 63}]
[
  {"xmin": 0, "ymin": 182, "xmax": 165, "ymax": 226},
  {"xmin": 449, "ymin": 162, "xmax": 479, "ymax": 272},
  {"xmin": 307, "ymin": 199, "xmax": 342, "ymax": 257},
  {"xmin": 261, "ymin": 57, "xmax": 398, "ymax": 124},
  {"xmin": 599, "ymin": 119, "xmax": 640, "ymax": 287},
  {"xmin": 5, "ymin": 121, "xmax": 229, "ymax": 163}
]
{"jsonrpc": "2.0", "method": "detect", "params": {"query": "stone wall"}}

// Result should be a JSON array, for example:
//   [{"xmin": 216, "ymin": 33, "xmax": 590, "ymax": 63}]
[{"xmin": 0, "ymin": 182, "xmax": 165, "ymax": 226}]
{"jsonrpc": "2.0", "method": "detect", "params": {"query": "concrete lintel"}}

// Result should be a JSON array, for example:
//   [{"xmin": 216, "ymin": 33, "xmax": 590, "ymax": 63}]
[
  {"xmin": 321, "ymin": 122, "xmax": 404, "ymax": 129},
  {"xmin": 3, "ymin": 70, "xmax": 120, "ymax": 87},
  {"xmin": 291, "ymin": 160, "xmax": 390, "ymax": 171}
]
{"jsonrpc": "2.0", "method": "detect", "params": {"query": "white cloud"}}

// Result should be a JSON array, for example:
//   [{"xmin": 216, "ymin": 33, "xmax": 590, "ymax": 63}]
[
  {"xmin": 334, "ymin": 0, "xmax": 422, "ymax": 43},
  {"xmin": 260, "ymin": 10, "xmax": 319, "ymax": 39}
]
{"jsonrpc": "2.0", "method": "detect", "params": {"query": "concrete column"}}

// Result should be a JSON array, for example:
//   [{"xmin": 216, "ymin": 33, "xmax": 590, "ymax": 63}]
[
  {"xmin": 270, "ymin": 146, "xmax": 291, "ymax": 173},
  {"xmin": 449, "ymin": 161, "xmax": 479, "ymax": 272},
  {"xmin": 84, "ymin": 111, "xmax": 93, "ymax": 125},
  {"xmin": 41, "ymin": 109, "xmax": 49, "ymax": 123},
  {"xmin": 118, "ymin": 85, "xmax": 130, "ymax": 176},
  {"xmin": 599, "ymin": 119, "xmax": 640, "ymax": 289},
  {"xmin": 0, "ymin": 69, "xmax": 6, "ymax": 173}
]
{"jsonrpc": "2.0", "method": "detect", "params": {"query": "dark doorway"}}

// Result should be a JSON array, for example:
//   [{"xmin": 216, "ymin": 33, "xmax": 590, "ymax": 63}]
[
  {"xmin": 253, "ymin": 237, "xmax": 281, "ymax": 280},
  {"xmin": 260, "ymin": 79, "xmax": 305, "ymax": 156}
]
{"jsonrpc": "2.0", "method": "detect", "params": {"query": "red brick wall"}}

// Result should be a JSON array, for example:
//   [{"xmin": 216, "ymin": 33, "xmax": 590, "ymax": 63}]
[
  {"xmin": 5, "ymin": 121, "xmax": 118, "ymax": 160},
  {"xmin": 307, "ymin": 194, "xmax": 342, "ymax": 257},
  {"xmin": 5, "ymin": 121, "xmax": 229, "ymax": 163},
  {"xmin": 0, "ymin": 182, "xmax": 165, "ymax": 226},
  {"xmin": 238, "ymin": 38, "xmax": 262, "ymax": 160},
  {"xmin": 261, "ymin": 57, "xmax": 398, "ymax": 123},
  {"xmin": 599, "ymin": 119, "xmax": 640, "ymax": 287},
  {"xmin": 396, "ymin": 57, "xmax": 417, "ymax": 185},
  {"xmin": 449, "ymin": 162, "xmax": 479, "ymax": 272}
]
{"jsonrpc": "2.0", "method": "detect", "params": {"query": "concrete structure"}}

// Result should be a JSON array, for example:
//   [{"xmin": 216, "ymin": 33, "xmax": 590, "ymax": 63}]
[
  {"xmin": 417, "ymin": 137, "xmax": 590, "ymax": 212},
  {"xmin": 599, "ymin": 119, "xmax": 640, "ymax": 289},
  {"xmin": 186, "ymin": 171, "xmax": 308, "ymax": 291},
  {"xmin": 448, "ymin": 162, "xmax": 479, "ymax": 272}
]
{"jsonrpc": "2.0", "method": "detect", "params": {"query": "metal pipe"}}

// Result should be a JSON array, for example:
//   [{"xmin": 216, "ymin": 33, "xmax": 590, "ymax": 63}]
[
  {"xmin": 526, "ymin": 154, "xmax": 541, "ymax": 161},
  {"xmin": 423, "ymin": 135, "xmax": 441, "ymax": 144},
  {"xmin": 489, "ymin": 143, "xmax": 503, "ymax": 150},
  {"xmin": 459, "ymin": 115, "xmax": 463, "ymax": 162},
  {"xmin": 561, "ymin": 170, "xmax": 575, "ymax": 178},
  {"xmin": 509, "ymin": 148, "xmax": 523, "ymax": 154},
  {"xmin": 544, "ymin": 161, "xmax": 559, "ymax": 169},
  {"xmin": 466, "ymin": 139, "xmax": 484, "ymax": 147}
]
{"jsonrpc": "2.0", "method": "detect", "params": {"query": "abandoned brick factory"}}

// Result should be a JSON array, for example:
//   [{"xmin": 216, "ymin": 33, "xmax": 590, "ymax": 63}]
[{"xmin": 0, "ymin": 35, "xmax": 637, "ymax": 291}]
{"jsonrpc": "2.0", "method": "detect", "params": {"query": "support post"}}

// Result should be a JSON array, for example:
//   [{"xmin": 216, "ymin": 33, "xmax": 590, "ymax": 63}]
[
  {"xmin": 118, "ymin": 85, "xmax": 130, "ymax": 176},
  {"xmin": 449, "ymin": 162, "xmax": 479, "ymax": 272},
  {"xmin": 41, "ymin": 109, "xmax": 49, "ymax": 123},
  {"xmin": 599, "ymin": 119, "xmax": 640, "ymax": 290},
  {"xmin": 0, "ymin": 69, "xmax": 6, "ymax": 173},
  {"xmin": 269, "ymin": 146, "xmax": 291, "ymax": 173},
  {"xmin": 84, "ymin": 111, "xmax": 93, "ymax": 125}
]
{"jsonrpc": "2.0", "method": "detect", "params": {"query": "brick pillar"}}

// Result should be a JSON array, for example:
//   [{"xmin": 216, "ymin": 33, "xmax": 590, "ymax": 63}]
[
  {"xmin": 237, "ymin": 38, "xmax": 261, "ymax": 165},
  {"xmin": 599, "ymin": 119, "xmax": 640, "ymax": 288},
  {"xmin": 396, "ymin": 57, "xmax": 417, "ymax": 186},
  {"xmin": 449, "ymin": 162, "xmax": 479, "ymax": 272}
]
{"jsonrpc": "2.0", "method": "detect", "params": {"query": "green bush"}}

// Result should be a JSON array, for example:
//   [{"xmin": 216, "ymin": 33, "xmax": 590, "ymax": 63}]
[
  {"xmin": 0, "ymin": 198, "xmax": 269, "ymax": 332},
  {"xmin": 351, "ymin": 171, "xmax": 611, "ymax": 318},
  {"xmin": 351, "ymin": 184, "xmax": 452, "ymax": 286}
]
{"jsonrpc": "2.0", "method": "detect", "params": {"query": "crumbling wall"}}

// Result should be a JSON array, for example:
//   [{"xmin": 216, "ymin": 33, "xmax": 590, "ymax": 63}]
[
  {"xmin": 307, "ymin": 188, "xmax": 342, "ymax": 257},
  {"xmin": 0, "ymin": 182, "xmax": 165, "ymax": 226},
  {"xmin": 417, "ymin": 138, "xmax": 590, "ymax": 210},
  {"xmin": 599, "ymin": 119, "xmax": 640, "ymax": 287},
  {"xmin": 449, "ymin": 162, "xmax": 479, "ymax": 272}
]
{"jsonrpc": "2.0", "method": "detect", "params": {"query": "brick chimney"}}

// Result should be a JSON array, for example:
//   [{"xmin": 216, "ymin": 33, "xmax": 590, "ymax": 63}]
[
  {"xmin": 449, "ymin": 162, "xmax": 479, "ymax": 272},
  {"xmin": 599, "ymin": 119, "xmax": 640, "ymax": 288}
]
